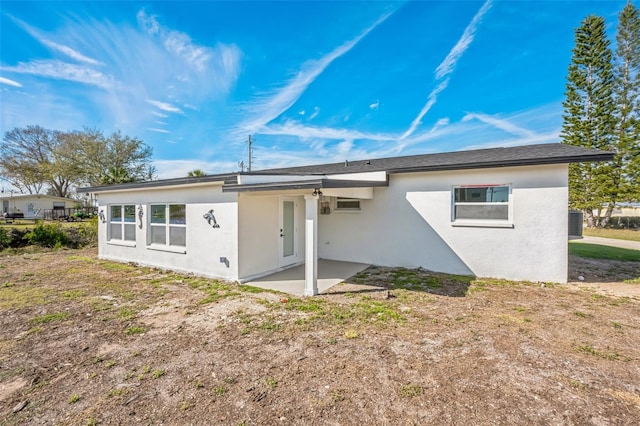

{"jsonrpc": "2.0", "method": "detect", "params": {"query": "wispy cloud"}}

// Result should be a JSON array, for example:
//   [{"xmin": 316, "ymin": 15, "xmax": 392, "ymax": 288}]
[
  {"xmin": 435, "ymin": 0, "xmax": 493, "ymax": 80},
  {"xmin": 146, "ymin": 99, "xmax": 183, "ymax": 114},
  {"xmin": 8, "ymin": 14, "xmax": 102, "ymax": 65},
  {"xmin": 240, "ymin": 10, "xmax": 395, "ymax": 134},
  {"xmin": 369, "ymin": 100, "xmax": 380, "ymax": 110},
  {"xmin": 137, "ymin": 10, "xmax": 225, "ymax": 74},
  {"xmin": 462, "ymin": 112, "xmax": 536, "ymax": 138},
  {"xmin": 399, "ymin": 0, "xmax": 493, "ymax": 140},
  {"xmin": 260, "ymin": 120, "xmax": 396, "ymax": 142},
  {"xmin": 147, "ymin": 127, "xmax": 170, "ymax": 134},
  {"xmin": 0, "ymin": 76, "xmax": 22, "ymax": 87},
  {"xmin": 40, "ymin": 39, "xmax": 102, "ymax": 66},
  {"xmin": 308, "ymin": 107, "xmax": 320, "ymax": 120},
  {"xmin": 151, "ymin": 111, "xmax": 169, "ymax": 118},
  {"xmin": 1, "ymin": 60, "xmax": 114, "ymax": 89}
]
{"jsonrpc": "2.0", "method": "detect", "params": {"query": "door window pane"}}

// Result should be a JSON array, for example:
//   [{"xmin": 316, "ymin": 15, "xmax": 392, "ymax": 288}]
[{"xmin": 283, "ymin": 201, "xmax": 294, "ymax": 257}]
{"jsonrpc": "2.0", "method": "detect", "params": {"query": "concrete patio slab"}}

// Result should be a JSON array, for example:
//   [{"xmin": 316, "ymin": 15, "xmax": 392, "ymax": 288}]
[{"xmin": 245, "ymin": 259, "xmax": 370, "ymax": 296}]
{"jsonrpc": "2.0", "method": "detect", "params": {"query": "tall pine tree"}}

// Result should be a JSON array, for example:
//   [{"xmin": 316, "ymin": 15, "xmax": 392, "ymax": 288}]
[
  {"xmin": 561, "ymin": 15, "xmax": 616, "ymax": 227},
  {"xmin": 614, "ymin": 1, "xmax": 640, "ymax": 203}
]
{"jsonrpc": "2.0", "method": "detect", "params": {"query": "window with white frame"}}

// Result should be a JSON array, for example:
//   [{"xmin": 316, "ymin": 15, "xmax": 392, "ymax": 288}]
[
  {"xmin": 452, "ymin": 185, "xmax": 510, "ymax": 222},
  {"xmin": 109, "ymin": 205, "xmax": 136, "ymax": 241},
  {"xmin": 149, "ymin": 204, "xmax": 186, "ymax": 247},
  {"xmin": 335, "ymin": 197, "xmax": 361, "ymax": 211}
]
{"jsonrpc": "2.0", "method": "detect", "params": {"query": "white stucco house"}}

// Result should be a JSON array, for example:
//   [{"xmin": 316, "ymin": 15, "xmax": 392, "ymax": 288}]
[
  {"xmin": 0, "ymin": 193, "xmax": 76, "ymax": 219},
  {"xmin": 80, "ymin": 143, "xmax": 612, "ymax": 295}
]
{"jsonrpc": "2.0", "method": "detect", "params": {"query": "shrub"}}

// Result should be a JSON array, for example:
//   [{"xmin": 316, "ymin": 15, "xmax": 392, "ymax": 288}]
[
  {"xmin": 0, "ymin": 228, "xmax": 9, "ymax": 250},
  {"xmin": 25, "ymin": 223, "xmax": 69, "ymax": 248}
]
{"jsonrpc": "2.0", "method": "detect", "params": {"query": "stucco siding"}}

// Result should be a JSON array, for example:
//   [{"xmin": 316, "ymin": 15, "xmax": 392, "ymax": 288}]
[
  {"xmin": 237, "ymin": 194, "xmax": 306, "ymax": 281},
  {"xmin": 318, "ymin": 164, "xmax": 569, "ymax": 283},
  {"xmin": 96, "ymin": 184, "xmax": 239, "ymax": 280}
]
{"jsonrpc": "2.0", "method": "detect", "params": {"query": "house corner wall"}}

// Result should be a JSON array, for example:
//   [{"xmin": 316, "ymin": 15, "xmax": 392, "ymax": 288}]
[
  {"xmin": 318, "ymin": 164, "xmax": 569, "ymax": 283},
  {"xmin": 95, "ymin": 185, "xmax": 240, "ymax": 281}
]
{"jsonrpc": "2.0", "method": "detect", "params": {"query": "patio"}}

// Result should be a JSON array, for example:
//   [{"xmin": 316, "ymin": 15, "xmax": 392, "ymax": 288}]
[{"xmin": 244, "ymin": 259, "xmax": 370, "ymax": 296}]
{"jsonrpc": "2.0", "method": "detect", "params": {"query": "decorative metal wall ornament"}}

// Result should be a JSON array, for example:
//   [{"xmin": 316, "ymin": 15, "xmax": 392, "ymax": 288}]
[
  {"xmin": 138, "ymin": 205, "xmax": 144, "ymax": 229},
  {"xmin": 98, "ymin": 209, "xmax": 106, "ymax": 223},
  {"xmin": 203, "ymin": 209, "xmax": 220, "ymax": 228}
]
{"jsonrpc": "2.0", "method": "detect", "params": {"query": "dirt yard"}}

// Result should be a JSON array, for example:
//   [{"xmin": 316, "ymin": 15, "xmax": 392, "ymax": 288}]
[{"xmin": 1, "ymin": 248, "xmax": 639, "ymax": 425}]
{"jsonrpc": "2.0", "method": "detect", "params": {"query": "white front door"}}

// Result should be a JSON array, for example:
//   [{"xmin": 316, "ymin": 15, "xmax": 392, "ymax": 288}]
[{"xmin": 279, "ymin": 197, "xmax": 298, "ymax": 267}]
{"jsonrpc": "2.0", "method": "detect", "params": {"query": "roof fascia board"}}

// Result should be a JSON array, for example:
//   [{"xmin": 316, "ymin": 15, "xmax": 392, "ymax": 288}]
[
  {"xmin": 325, "ymin": 170, "xmax": 388, "ymax": 181},
  {"xmin": 79, "ymin": 175, "xmax": 234, "ymax": 193}
]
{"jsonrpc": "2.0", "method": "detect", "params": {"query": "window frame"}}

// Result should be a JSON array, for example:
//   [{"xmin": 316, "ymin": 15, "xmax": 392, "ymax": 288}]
[
  {"xmin": 108, "ymin": 204, "xmax": 137, "ymax": 246},
  {"xmin": 451, "ymin": 184, "xmax": 513, "ymax": 228},
  {"xmin": 147, "ymin": 203, "xmax": 187, "ymax": 252}
]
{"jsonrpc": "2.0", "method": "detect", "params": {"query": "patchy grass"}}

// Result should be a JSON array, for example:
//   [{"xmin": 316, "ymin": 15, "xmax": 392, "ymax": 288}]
[
  {"xmin": 569, "ymin": 242, "xmax": 640, "ymax": 261},
  {"xmin": 1, "ymin": 248, "xmax": 639, "ymax": 425},
  {"xmin": 583, "ymin": 228, "xmax": 640, "ymax": 242},
  {"xmin": 29, "ymin": 312, "xmax": 69, "ymax": 325}
]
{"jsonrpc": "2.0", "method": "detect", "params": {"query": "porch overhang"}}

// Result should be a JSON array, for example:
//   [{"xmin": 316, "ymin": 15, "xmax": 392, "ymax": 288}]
[{"xmin": 222, "ymin": 177, "xmax": 389, "ymax": 193}]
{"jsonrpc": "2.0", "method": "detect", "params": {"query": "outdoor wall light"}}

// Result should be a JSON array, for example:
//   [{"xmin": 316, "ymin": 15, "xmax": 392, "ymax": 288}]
[
  {"xmin": 203, "ymin": 209, "xmax": 220, "ymax": 228},
  {"xmin": 98, "ymin": 209, "xmax": 106, "ymax": 223},
  {"xmin": 138, "ymin": 205, "xmax": 144, "ymax": 229},
  {"xmin": 219, "ymin": 256, "xmax": 229, "ymax": 267},
  {"xmin": 312, "ymin": 188, "xmax": 322, "ymax": 197}
]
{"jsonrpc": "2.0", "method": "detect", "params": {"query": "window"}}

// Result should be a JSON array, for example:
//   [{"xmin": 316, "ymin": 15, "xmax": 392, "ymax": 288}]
[
  {"xmin": 335, "ymin": 197, "xmax": 361, "ymax": 211},
  {"xmin": 109, "ymin": 205, "xmax": 136, "ymax": 241},
  {"xmin": 452, "ymin": 185, "xmax": 511, "ymax": 222},
  {"xmin": 149, "ymin": 204, "xmax": 186, "ymax": 247}
]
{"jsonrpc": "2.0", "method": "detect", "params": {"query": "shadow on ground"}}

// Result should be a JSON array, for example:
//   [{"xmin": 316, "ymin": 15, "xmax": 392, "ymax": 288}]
[{"xmin": 324, "ymin": 266, "xmax": 474, "ymax": 297}]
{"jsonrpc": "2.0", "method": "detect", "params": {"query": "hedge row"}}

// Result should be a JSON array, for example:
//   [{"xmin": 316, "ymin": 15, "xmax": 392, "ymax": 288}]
[
  {"xmin": 606, "ymin": 216, "xmax": 640, "ymax": 229},
  {"xmin": 0, "ymin": 220, "xmax": 98, "ymax": 250}
]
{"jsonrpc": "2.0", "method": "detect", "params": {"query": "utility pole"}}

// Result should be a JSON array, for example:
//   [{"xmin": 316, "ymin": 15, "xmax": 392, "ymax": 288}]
[{"xmin": 247, "ymin": 135, "xmax": 253, "ymax": 172}]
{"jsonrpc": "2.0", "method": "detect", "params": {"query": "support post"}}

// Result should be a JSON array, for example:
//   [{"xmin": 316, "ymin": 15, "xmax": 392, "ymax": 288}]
[{"xmin": 304, "ymin": 194, "xmax": 319, "ymax": 296}]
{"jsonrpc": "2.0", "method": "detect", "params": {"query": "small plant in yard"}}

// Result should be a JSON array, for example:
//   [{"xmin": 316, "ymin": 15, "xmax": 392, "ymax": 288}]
[
  {"xmin": 68, "ymin": 393, "xmax": 80, "ymax": 404},
  {"xmin": 399, "ymin": 383, "xmax": 424, "ymax": 398},
  {"xmin": 180, "ymin": 401, "xmax": 193, "ymax": 410},
  {"xmin": 104, "ymin": 360, "xmax": 117, "ymax": 368},
  {"xmin": 152, "ymin": 369, "xmax": 165, "ymax": 378},
  {"xmin": 265, "ymin": 377, "xmax": 278, "ymax": 388},
  {"xmin": 612, "ymin": 321, "xmax": 622, "ymax": 329},
  {"xmin": 330, "ymin": 389, "xmax": 346, "ymax": 402},
  {"xmin": 214, "ymin": 385, "xmax": 227, "ymax": 395},
  {"xmin": 125, "ymin": 325, "xmax": 147, "ymax": 335},
  {"xmin": 574, "ymin": 311, "xmax": 587, "ymax": 318},
  {"xmin": 344, "ymin": 329, "xmax": 358, "ymax": 339}
]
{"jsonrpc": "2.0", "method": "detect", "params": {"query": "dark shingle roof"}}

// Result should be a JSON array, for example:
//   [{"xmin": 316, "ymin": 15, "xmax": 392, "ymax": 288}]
[
  {"xmin": 80, "ymin": 143, "xmax": 613, "ymax": 193},
  {"xmin": 250, "ymin": 143, "xmax": 613, "ymax": 175}
]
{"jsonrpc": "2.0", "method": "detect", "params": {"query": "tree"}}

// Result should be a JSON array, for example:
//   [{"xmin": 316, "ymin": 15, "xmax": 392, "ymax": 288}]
[
  {"xmin": 561, "ymin": 15, "xmax": 616, "ymax": 228},
  {"xmin": 58, "ymin": 128, "xmax": 155, "ymax": 186},
  {"xmin": 187, "ymin": 169, "xmax": 206, "ymax": 177},
  {"xmin": 0, "ymin": 125, "xmax": 53, "ymax": 194},
  {"xmin": 1, "ymin": 126, "xmax": 156, "ymax": 196},
  {"xmin": 614, "ymin": 1, "xmax": 640, "ymax": 202}
]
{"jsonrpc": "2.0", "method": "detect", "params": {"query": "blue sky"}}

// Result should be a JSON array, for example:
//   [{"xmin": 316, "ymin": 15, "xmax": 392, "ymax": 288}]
[{"xmin": 0, "ymin": 0, "xmax": 628, "ymax": 179}]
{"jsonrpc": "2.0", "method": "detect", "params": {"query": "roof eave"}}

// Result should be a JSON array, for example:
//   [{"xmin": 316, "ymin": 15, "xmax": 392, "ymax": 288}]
[{"xmin": 222, "ymin": 178, "xmax": 389, "ymax": 193}]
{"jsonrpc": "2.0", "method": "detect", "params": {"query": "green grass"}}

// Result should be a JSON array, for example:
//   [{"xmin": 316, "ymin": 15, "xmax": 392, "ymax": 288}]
[
  {"xmin": 29, "ymin": 312, "xmax": 69, "ymax": 325},
  {"xmin": 583, "ymin": 228, "xmax": 640, "ymax": 242},
  {"xmin": 569, "ymin": 242, "xmax": 640, "ymax": 261}
]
